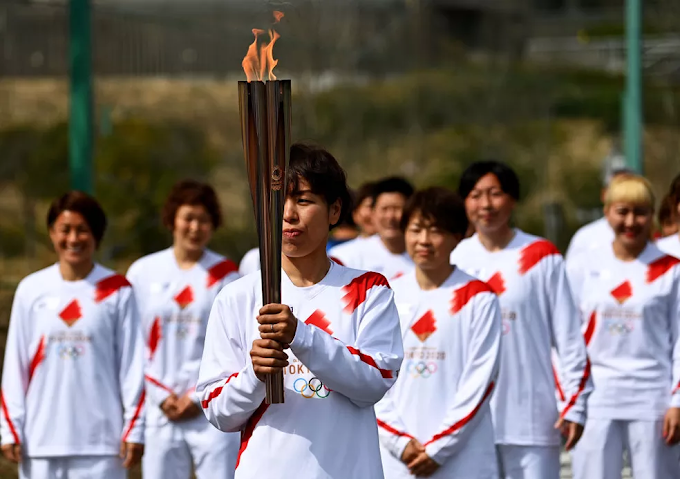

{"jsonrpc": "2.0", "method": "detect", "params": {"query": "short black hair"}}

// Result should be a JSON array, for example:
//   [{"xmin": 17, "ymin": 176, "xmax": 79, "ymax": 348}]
[
  {"xmin": 458, "ymin": 160, "xmax": 520, "ymax": 200},
  {"xmin": 353, "ymin": 182, "xmax": 377, "ymax": 212},
  {"xmin": 668, "ymin": 173, "xmax": 680, "ymax": 207},
  {"xmin": 659, "ymin": 193, "xmax": 675, "ymax": 225},
  {"xmin": 372, "ymin": 177, "xmax": 414, "ymax": 206},
  {"xmin": 287, "ymin": 143, "xmax": 351, "ymax": 229},
  {"xmin": 401, "ymin": 187, "xmax": 468, "ymax": 237},
  {"xmin": 162, "ymin": 179, "xmax": 222, "ymax": 231},
  {"xmin": 47, "ymin": 191, "xmax": 107, "ymax": 247}
]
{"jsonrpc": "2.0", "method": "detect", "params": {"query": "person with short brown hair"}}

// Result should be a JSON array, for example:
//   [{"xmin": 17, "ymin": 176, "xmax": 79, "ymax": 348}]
[
  {"xmin": 1, "ymin": 191, "xmax": 145, "ymax": 478},
  {"xmin": 658, "ymin": 174, "xmax": 680, "ymax": 256},
  {"xmin": 197, "ymin": 143, "xmax": 403, "ymax": 478},
  {"xmin": 127, "ymin": 180, "xmax": 240, "ymax": 479},
  {"xmin": 329, "ymin": 177, "xmax": 415, "ymax": 281},
  {"xmin": 658, "ymin": 194, "xmax": 678, "ymax": 239},
  {"xmin": 376, "ymin": 187, "xmax": 501, "ymax": 478}
]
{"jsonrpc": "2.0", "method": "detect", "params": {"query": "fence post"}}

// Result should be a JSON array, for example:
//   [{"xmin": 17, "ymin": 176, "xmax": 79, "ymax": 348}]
[
  {"xmin": 69, "ymin": 0, "xmax": 93, "ymax": 193},
  {"xmin": 624, "ymin": 0, "xmax": 643, "ymax": 174}
]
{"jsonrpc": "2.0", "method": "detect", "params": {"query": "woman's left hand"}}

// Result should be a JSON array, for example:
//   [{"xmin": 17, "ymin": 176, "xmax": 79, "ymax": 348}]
[
  {"xmin": 663, "ymin": 407, "xmax": 680, "ymax": 445},
  {"xmin": 120, "ymin": 442, "xmax": 144, "ymax": 469}
]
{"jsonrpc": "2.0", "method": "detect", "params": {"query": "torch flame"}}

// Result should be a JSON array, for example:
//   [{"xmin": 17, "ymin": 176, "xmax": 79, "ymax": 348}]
[{"xmin": 242, "ymin": 11, "xmax": 284, "ymax": 82}]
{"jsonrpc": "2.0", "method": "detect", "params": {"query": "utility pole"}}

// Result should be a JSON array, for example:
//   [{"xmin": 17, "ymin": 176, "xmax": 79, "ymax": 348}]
[
  {"xmin": 69, "ymin": 0, "xmax": 94, "ymax": 193},
  {"xmin": 624, "ymin": 0, "xmax": 643, "ymax": 174}
]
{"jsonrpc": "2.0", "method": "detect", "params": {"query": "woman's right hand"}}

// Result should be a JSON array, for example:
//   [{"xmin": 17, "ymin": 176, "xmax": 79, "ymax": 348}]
[
  {"xmin": 250, "ymin": 339, "xmax": 289, "ymax": 382},
  {"xmin": 160, "ymin": 394, "xmax": 179, "ymax": 419},
  {"xmin": 1, "ymin": 443, "xmax": 21, "ymax": 463}
]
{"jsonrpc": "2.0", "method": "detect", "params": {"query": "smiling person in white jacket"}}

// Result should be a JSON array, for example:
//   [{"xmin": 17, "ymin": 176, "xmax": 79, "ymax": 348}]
[
  {"xmin": 376, "ymin": 186, "xmax": 501, "ymax": 479},
  {"xmin": 566, "ymin": 174, "xmax": 680, "ymax": 479},
  {"xmin": 127, "ymin": 180, "xmax": 241, "ymax": 479},
  {"xmin": 1, "ymin": 192, "xmax": 145, "ymax": 479},
  {"xmin": 450, "ymin": 160, "xmax": 592, "ymax": 479},
  {"xmin": 196, "ymin": 143, "xmax": 404, "ymax": 479}
]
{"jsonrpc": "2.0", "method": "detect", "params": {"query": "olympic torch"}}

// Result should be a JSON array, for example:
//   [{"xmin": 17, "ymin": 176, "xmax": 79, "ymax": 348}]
[{"xmin": 239, "ymin": 12, "xmax": 290, "ymax": 405}]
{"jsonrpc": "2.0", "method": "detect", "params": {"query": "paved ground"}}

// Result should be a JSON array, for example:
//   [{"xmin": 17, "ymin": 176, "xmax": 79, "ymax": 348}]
[{"xmin": 560, "ymin": 451, "xmax": 632, "ymax": 478}]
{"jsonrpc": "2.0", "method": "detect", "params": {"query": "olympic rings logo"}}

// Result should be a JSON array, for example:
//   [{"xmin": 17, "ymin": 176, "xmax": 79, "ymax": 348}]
[
  {"xmin": 606, "ymin": 320, "xmax": 634, "ymax": 335},
  {"xmin": 58, "ymin": 345, "xmax": 85, "ymax": 359},
  {"xmin": 406, "ymin": 361, "xmax": 438, "ymax": 378},
  {"xmin": 293, "ymin": 377, "xmax": 331, "ymax": 399}
]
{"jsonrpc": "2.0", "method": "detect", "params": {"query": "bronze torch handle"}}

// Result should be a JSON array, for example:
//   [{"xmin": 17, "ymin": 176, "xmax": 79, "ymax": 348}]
[{"xmin": 238, "ymin": 79, "xmax": 291, "ymax": 404}]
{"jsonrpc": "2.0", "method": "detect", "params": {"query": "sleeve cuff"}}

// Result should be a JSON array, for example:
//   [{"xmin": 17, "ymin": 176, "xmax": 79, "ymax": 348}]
[
  {"xmin": 243, "ymin": 362, "xmax": 266, "ymax": 394},
  {"xmin": 393, "ymin": 435, "xmax": 412, "ymax": 460},
  {"xmin": 290, "ymin": 318, "xmax": 311, "ymax": 352},
  {"xmin": 1, "ymin": 435, "xmax": 21, "ymax": 446},
  {"xmin": 670, "ymin": 393, "xmax": 680, "ymax": 408},
  {"xmin": 124, "ymin": 429, "xmax": 145, "ymax": 445},
  {"xmin": 425, "ymin": 443, "xmax": 445, "ymax": 466},
  {"xmin": 563, "ymin": 409, "xmax": 586, "ymax": 426},
  {"xmin": 156, "ymin": 391, "xmax": 172, "ymax": 408}
]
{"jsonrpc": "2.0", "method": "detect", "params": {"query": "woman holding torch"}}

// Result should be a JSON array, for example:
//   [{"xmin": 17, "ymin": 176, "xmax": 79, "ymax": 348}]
[
  {"xmin": 197, "ymin": 143, "xmax": 404, "ymax": 478},
  {"xmin": 126, "ymin": 180, "xmax": 240, "ymax": 479},
  {"xmin": 1, "ymin": 191, "xmax": 145, "ymax": 478}
]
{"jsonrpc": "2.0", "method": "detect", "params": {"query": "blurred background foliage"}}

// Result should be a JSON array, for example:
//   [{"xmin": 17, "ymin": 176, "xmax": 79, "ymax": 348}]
[
  {"xmin": 1, "ymin": 63, "xmax": 679, "ymax": 267},
  {"xmin": 0, "ymin": 0, "xmax": 679, "ymax": 296}
]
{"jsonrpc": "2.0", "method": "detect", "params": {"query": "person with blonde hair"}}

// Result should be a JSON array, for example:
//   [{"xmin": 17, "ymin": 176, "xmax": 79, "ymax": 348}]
[{"xmin": 567, "ymin": 174, "xmax": 680, "ymax": 479}]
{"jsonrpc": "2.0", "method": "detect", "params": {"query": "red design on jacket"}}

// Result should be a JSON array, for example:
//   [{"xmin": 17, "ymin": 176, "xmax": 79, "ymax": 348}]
[
  {"xmin": 342, "ymin": 272, "xmax": 390, "ymax": 314},
  {"xmin": 207, "ymin": 259, "xmax": 238, "ymax": 288},
  {"xmin": 95, "ymin": 274, "xmax": 131, "ymax": 303},
  {"xmin": 518, "ymin": 240, "xmax": 560, "ymax": 275}
]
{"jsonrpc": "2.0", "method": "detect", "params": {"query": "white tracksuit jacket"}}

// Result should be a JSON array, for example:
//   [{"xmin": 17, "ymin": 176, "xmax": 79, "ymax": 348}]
[
  {"xmin": 450, "ymin": 230, "xmax": 592, "ymax": 446},
  {"xmin": 657, "ymin": 234, "xmax": 680, "ymax": 259},
  {"xmin": 566, "ymin": 242, "xmax": 680, "ymax": 419},
  {"xmin": 328, "ymin": 235, "xmax": 414, "ymax": 281},
  {"xmin": 375, "ymin": 269, "xmax": 501, "ymax": 478},
  {"xmin": 126, "ymin": 248, "xmax": 239, "ymax": 422},
  {"xmin": 0, "ymin": 263, "xmax": 145, "ymax": 456},
  {"xmin": 565, "ymin": 217, "xmax": 614, "ymax": 262},
  {"xmin": 197, "ymin": 262, "xmax": 404, "ymax": 478}
]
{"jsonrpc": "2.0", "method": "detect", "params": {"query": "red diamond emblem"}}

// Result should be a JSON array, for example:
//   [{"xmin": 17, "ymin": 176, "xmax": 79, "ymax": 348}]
[
  {"xmin": 411, "ymin": 310, "xmax": 437, "ymax": 342},
  {"xmin": 59, "ymin": 299, "xmax": 82, "ymax": 327},
  {"xmin": 611, "ymin": 281, "xmax": 633, "ymax": 304},
  {"xmin": 305, "ymin": 310, "xmax": 333, "ymax": 335},
  {"xmin": 174, "ymin": 286, "xmax": 194, "ymax": 310},
  {"xmin": 486, "ymin": 272, "xmax": 506, "ymax": 296}
]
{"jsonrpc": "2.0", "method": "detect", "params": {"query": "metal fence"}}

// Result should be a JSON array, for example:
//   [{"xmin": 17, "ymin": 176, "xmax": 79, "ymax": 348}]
[{"xmin": 0, "ymin": 0, "xmax": 421, "ymax": 78}]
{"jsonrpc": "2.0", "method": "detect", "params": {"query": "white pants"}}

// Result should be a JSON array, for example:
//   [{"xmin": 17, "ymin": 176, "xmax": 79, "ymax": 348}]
[
  {"xmin": 572, "ymin": 418, "xmax": 680, "ymax": 479},
  {"xmin": 19, "ymin": 456, "xmax": 125, "ymax": 479},
  {"xmin": 496, "ymin": 445, "xmax": 560, "ymax": 479},
  {"xmin": 142, "ymin": 415, "xmax": 239, "ymax": 479}
]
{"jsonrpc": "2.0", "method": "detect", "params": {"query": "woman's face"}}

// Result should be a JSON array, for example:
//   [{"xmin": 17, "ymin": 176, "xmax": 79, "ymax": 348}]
[
  {"xmin": 405, "ymin": 212, "xmax": 461, "ymax": 271},
  {"xmin": 282, "ymin": 178, "xmax": 341, "ymax": 258},
  {"xmin": 352, "ymin": 197, "xmax": 375, "ymax": 236},
  {"xmin": 606, "ymin": 201, "xmax": 653, "ymax": 250},
  {"xmin": 464, "ymin": 173, "xmax": 515, "ymax": 235},
  {"xmin": 173, "ymin": 204, "xmax": 214, "ymax": 255},
  {"xmin": 49, "ymin": 210, "xmax": 97, "ymax": 268}
]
